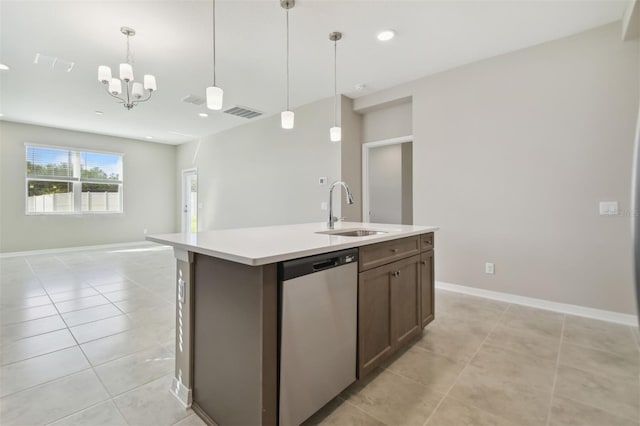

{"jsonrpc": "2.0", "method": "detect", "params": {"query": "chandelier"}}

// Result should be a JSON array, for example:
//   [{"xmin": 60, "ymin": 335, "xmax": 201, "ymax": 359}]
[{"xmin": 98, "ymin": 27, "xmax": 157, "ymax": 110}]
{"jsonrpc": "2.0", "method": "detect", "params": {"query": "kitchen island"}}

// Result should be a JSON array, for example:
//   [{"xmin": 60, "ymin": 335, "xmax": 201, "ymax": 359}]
[{"xmin": 147, "ymin": 221, "xmax": 438, "ymax": 426}]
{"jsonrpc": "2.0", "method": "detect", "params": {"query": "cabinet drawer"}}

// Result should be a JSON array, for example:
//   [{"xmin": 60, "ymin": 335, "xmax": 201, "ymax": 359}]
[
  {"xmin": 359, "ymin": 236, "xmax": 420, "ymax": 272},
  {"xmin": 419, "ymin": 233, "xmax": 434, "ymax": 252}
]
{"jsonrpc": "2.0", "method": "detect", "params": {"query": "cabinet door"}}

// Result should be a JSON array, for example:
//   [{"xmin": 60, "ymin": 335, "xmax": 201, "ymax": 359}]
[
  {"xmin": 420, "ymin": 250, "xmax": 435, "ymax": 328},
  {"xmin": 391, "ymin": 255, "xmax": 422, "ymax": 347},
  {"xmin": 358, "ymin": 262, "xmax": 395, "ymax": 378}
]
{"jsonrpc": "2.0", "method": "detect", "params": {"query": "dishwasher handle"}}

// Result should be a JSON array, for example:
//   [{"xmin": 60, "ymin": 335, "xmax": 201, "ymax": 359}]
[
  {"xmin": 312, "ymin": 258, "xmax": 339, "ymax": 272},
  {"xmin": 279, "ymin": 248, "xmax": 359, "ymax": 281}
]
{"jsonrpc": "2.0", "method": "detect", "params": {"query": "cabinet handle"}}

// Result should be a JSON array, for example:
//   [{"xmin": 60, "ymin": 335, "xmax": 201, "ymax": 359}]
[
  {"xmin": 391, "ymin": 248, "xmax": 399, "ymax": 253},
  {"xmin": 421, "ymin": 261, "xmax": 427, "ymax": 265},
  {"xmin": 392, "ymin": 271, "xmax": 400, "ymax": 277},
  {"xmin": 424, "ymin": 240, "xmax": 431, "ymax": 245}
]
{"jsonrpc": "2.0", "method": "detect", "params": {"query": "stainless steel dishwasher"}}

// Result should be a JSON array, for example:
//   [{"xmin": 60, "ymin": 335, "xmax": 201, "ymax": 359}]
[{"xmin": 278, "ymin": 248, "xmax": 358, "ymax": 426}]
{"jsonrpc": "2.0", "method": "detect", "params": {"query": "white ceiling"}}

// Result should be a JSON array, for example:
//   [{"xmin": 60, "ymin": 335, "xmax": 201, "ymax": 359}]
[{"xmin": 0, "ymin": 0, "xmax": 629, "ymax": 145}]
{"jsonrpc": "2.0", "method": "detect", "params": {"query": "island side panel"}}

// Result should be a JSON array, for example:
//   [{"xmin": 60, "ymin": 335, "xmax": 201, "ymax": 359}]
[
  {"xmin": 192, "ymin": 254, "xmax": 278, "ymax": 426},
  {"xmin": 172, "ymin": 249, "xmax": 194, "ymax": 407}
]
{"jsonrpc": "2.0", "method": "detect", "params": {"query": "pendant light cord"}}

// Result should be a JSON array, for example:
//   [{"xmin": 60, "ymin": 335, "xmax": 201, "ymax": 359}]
[
  {"xmin": 286, "ymin": 9, "xmax": 290, "ymax": 111},
  {"xmin": 213, "ymin": 0, "xmax": 217, "ymax": 86},
  {"xmin": 333, "ymin": 38, "xmax": 338, "ymax": 126}
]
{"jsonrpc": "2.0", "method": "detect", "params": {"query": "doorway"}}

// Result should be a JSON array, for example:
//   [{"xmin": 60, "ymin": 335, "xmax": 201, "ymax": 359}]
[
  {"xmin": 182, "ymin": 169, "xmax": 198, "ymax": 234},
  {"xmin": 362, "ymin": 136, "xmax": 413, "ymax": 225}
]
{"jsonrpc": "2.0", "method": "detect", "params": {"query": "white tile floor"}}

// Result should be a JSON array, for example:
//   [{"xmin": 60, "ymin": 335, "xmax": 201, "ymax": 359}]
[
  {"xmin": 0, "ymin": 243, "xmax": 204, "ymax": 426},
  {"xmin": 2, "ymin": 243, "xmax": 639, "ymax": 426}
]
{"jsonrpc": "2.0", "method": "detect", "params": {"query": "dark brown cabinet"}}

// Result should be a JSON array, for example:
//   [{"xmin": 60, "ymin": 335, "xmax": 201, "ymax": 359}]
[
  {"xmin": 391, "ymin": 255, "xmax": 422, "ymax": 347},
  {"xmin": 420, "ymin": 250, "xmax": 435, "ymax": 328},
  {"xmin": 358, "ymin": 261, "xmax": 394, "ymax": 378},
  {"xmin": 357, "ymin": 233, "xmax": 434, "ymax": 379}
]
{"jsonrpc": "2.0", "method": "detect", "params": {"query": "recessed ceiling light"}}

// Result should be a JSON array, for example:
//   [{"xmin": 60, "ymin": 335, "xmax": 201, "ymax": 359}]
[
  {"xmin": 145, "ymin": 136, "xmax": 153, "ymax": 139},
  {"xmin": 95, "ymin": 110, "xmax": 104, "ymax": 115},
  {"xmin": 199, "ymin": 112, "xmax": 209, "ymax": 118},
  {"xmin": 377, "ymin": 30, "xmax": 395, "ymax": 42},
  {"xmin": 0, "ymin": 63, "xmax": 9, "ymax": 71}
]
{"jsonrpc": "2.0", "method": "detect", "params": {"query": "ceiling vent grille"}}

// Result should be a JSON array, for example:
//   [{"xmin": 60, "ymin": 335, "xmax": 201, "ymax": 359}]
[
  {"xmin": 33, "ymin": 53, "xmax": 75, "ymax": 72},
  {"xmin": 181, "ymin": 94, "xmax": 206, "ymax": 106},
  {"xmin": 224, "ymin": 106, "xmax": 263, "ymax": 119}
]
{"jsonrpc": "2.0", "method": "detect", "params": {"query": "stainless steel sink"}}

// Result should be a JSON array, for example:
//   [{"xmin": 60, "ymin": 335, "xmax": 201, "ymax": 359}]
[{"xmin": 316, "ymin": 229, "xmax": 388, "ymax": 237}]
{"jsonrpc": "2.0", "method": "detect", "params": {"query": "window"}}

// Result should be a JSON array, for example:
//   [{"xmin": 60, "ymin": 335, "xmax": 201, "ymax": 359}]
[{"xmin": 26, "ymin": 145, "xmax": 123, "ymax": 214}]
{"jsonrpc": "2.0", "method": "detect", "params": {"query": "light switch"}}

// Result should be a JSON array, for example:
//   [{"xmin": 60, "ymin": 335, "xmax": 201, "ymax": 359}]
[
  {"xmin": 599, "ymin": 201, "xmax": 619, "ymax": 216},
  {"xmin": 485, "ymin": 263, "xmax": 495, "ymax": 274},
  {"xmin": 319, "ymin": 177, "xmax": 327, "ymax": 185}
]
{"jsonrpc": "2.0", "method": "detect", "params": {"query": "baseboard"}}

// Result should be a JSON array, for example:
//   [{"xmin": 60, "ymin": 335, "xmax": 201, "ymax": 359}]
[
  {"xmin": 0, "ymin": 240, "xmax": 166, "ymax": 258},
  {"xmin": 171, "ymin": 377, "xmax": 192, "ymax": 408},
  {"xmin": 436, "ymin": 281, "xmax": 638, "ymax": 327}
]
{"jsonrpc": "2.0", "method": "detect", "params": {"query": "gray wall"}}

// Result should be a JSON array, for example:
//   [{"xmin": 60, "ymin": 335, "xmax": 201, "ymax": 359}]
[
  {"xmin": 341, "ymin": 96, "xmax": 363, "ymax": 222},
  {"xmin": 176, "ymin": 97, "xmax": 353, "ymax": 231},
  {"xmin": 362, "ymin": 101, "xmax": 412, "ymax": 143},
  {"xmin": 368, "ymin": 142, "xmax": 413, "ymax": 225},
  {"xmin": 0, "ymin": 121, "xmax": 177, "ymax": 252},
  {"xmin": 401, "ymin": 142, "xmax": 413, "ymax": 225},
  {"xmin": 355, "ymin": 22, "xmax": 640, "ymax": 315},
  {"xmin": 369, "ymin": 144, "xmax": 402, "ymax": 224}
]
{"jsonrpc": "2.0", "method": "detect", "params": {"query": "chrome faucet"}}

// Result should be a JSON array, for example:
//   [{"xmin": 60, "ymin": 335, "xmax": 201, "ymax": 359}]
[{"xmin": 328, "ymin": 181, "xmax": 355, "ymax": 229}]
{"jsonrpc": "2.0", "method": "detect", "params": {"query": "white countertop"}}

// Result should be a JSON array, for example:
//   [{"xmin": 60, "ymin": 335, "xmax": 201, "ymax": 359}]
[{"xmin": 146, "ymin": 222, "xmax": 438, "ymax": 266}]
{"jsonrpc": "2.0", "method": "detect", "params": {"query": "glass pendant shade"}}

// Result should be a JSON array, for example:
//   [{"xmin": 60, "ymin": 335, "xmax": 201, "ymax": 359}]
[
  {"xmin": 98, "ymin": 66, "xmax": 112, "ymax": 83},
  {"xmin": 143, "ymin": 75, "xmax": 157, "ymax": 91},
  {"xmin": 330, "ymin": 126, "xmax": 342, "ymax": 142},
  {"xmin": 281, "ymin": 110, "xmax": 295, "ymax": 129},
  {"xmin": 206, "ymin": 85, "xmax": 224, "ymax": 110},
  {"xmin": 109, "ymin": 78, "xmax": 122, "ymax": 95},
  {"xmin": 132, "ymin": 82, "xmax": 144, "ymax": 99},
  {"xmin": 119, "ymin": 63, "xmax": 133, "ymax": 82}
]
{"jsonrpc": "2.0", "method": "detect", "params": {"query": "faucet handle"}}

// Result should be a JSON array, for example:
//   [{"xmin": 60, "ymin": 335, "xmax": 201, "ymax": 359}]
[{"xmin": 338, "ymin": 217, "xmax": 347, "ymax": 222}]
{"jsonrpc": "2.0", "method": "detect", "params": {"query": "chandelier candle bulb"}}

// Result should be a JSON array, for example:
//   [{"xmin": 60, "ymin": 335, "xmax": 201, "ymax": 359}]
[
  {"xmin": 132, "ymin": 82, "xmax": 144, "ymax": 99},
  {"xmin": 206, "ymin": 86, "xmax": 224, "ymax": 110},
  {"xmin": 281, "ymin": 110, "xmax": 295, "ymax": 129},
  {"xmin": 98, "ymin": 65, "xmax": 112, "ymax": 83},
  {"xmin": 330, "ymin": 126, "xmax": 341, "ymax": 142},
  {"xmin": 109, "ymin": 78, "xmax": 122, "ymax": 95},
  {"xmin": 143, "ymin": 75, "xmax": 156, "ymax": 91},
  {"xmin": 119, "ymin": 63, "xmax": 133, "ymax": 82}
]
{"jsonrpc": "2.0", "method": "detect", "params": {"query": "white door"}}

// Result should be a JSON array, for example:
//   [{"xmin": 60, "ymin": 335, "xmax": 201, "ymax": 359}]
[{"xmin": 182, "ymin": 169, "xmax": 198, "ymax": 234}]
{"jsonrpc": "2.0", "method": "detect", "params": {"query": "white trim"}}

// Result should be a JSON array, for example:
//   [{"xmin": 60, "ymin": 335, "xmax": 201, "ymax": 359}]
[
  {"xmin": 170, "ymin": 377, "xmax": 192, "ymax": 408},
  {"xmin": 362, "ymin": 135, "xmax": 413, "ymax": 223},
  {"xmin": 0, "ymin": 241, "xmax": 167, "ymax": 258},
  {"xmin": 181, "ymin": 168, "xmax": 198, "ymax": 234},
  {"xmin": 436, "ymin": 281, "xmax": 638, "ymax": 326}
]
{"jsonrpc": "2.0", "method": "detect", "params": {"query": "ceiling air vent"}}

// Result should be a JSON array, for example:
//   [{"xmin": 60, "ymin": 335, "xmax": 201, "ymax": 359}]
[
  {"xmin": 181, "ymin": 94, "xmax": 206, "ymax": 106},
  {"xmin": 224, "ymin": 106, "xmax": 263, "ymax": 119},
  {"xmin": 33, "ymin": 53, "xmax": 75, "ymax": 72}
]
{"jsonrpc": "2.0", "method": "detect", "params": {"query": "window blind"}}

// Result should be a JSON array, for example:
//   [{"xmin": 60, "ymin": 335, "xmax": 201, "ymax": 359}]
[{"xmin": 26, "ymin": 146, "xmax": 74, "ymax": 180}]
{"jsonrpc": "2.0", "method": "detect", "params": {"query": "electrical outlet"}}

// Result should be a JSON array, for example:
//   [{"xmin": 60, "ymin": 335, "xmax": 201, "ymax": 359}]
[
  {"xmin": 320, "ymin": 202, "xmax": 327, "ymax": 211},
  {"xmin": 319, "ymin": 177, "xmax": 327, "ymax": 185},
  {"xmin": 485, "ymin": 262, "xmax": 495, "ymax": 274},
  {"xmin": 599, "ymin": 201, "xmax": 619, "ymax": 215}
]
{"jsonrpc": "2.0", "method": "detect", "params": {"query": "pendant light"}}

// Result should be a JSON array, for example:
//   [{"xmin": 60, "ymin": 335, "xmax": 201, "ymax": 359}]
[
  {"xmin": 329, "ymin": 32, "xmax": 342, "ymax": 142},
  {"xmin": 206, "ymin": 0, "xmax": 223, "ymax": 110},
  {"xmin": 281, "ymin": 0, "xmax": 295, "ymax": 129}
]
